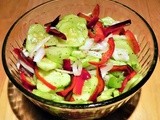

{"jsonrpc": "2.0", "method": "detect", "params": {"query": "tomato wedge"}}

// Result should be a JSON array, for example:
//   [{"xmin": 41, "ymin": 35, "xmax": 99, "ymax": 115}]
[
  {"xmin": 125, "ymin": 30, "xmax": 140, "ymax": 54},
  {"xmin": 89, "ymin": 37, "xmax": 115, "ymax": 66},
  {"xmin": 35, "ymin": 67, "xmax": 57, "ymax": 90}
]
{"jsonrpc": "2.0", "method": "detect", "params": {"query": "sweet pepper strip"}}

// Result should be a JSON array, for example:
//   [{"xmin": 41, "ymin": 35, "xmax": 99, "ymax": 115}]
[
  {"xmin": 35, "ymin": 67, "xmax": 56, "ymax": 90},
  {"xmin": 118, "ymin": 71, "xmax": 136, "ymax": 92},
  {"xmin": 125, "ymin": 30, "xmax": 140, "ymax": 54},
  {"xmin": 57, "ymin": 68, "xmax": 91, "ymax": 97},
  {"xmin": 20, "ymin": 71, "xmax": 36, "ymax": 91},
  {"xmin": 89, "ymin": 67, "xmax": 105, "ymax": 102},
  {"xmin": 73, "ymin": 76, "xmax": 84, "ymax": 95},
  {"xmin": 73, "ymin": 68, "xmax": 91, "ymax": 95},
  {"xmin": 57, "ymin": 76, "xmax": 76, "ymax": 97},
  {"xmin": 89, "ymin": 37, "xmax": 115, "ymax": 66},
  {"xmin": 88, "ymin": 22, "xmax": 105, "ymax": 42}
]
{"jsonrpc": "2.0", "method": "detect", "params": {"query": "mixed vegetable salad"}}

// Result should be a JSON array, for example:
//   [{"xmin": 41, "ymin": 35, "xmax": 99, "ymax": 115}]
[{"xmin": 14, "ymin": 4, "xmax": 142, "ymax": 103}]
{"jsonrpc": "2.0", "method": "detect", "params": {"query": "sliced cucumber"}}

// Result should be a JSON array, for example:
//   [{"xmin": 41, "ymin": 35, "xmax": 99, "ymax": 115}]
[
  {"xmin": 36, "ymin": 69, "xmax": 71, "ymax": 92},
  {"xmin": 32, "ymin": 89, "xmax": 64, "ymax": 102},
  {"xmin": 36, "ymin": 57, "xmax": 59, "ymax": 71},
  {"xmin": 56, "ymin": 14, "xmax": 88, "ymax": 47},
  {"xmin": 26, "ymin": 24, "xmax": 58, "ymax": 53},
  {"xmin": 45, "ymin": 46, "xmax": 73, "ymax": 64}
]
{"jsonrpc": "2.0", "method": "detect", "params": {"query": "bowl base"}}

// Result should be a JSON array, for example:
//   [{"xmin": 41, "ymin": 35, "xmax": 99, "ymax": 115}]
[{"xmin": 8, "ymin": 81, "xmax": 141, "ymax": 120}]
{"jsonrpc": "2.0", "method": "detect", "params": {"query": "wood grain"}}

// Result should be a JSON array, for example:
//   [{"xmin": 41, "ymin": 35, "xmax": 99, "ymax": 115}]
[{"xmin": 0, "ymin": 0, "xmax": 160, "ymax": 120}]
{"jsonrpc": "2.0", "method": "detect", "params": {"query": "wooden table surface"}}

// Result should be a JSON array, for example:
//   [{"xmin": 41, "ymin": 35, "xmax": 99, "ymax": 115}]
[{"xmin": 0, "ymin": 0, "xmax": 160, "ymax": 120}]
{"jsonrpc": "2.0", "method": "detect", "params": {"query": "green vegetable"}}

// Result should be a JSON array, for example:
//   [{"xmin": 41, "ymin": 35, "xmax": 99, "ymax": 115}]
[
  {"xmin": 45, "ymin": 46, "xmax": 73, "ymax": 64},
  {"xmin": 32, "ymin": 89, "xmax": 64, "ymax": 102},
  {"xmin": 56, "ymin": 14, "xmax": 88, "ymax": 47},
  {"xmin": 36, "ymin": 57, "xmax": 59, "ymax": 71},
  {"xmin": 36, "ymin": 70, "xmax": 71, "ymax": 92},
  {"xmin": 26, "ymin": 24, "xmax": 57, "ymax": 53}
]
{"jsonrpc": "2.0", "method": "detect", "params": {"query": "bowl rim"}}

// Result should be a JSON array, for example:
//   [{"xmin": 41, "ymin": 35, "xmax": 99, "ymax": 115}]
[{"xmin": 2, "ymin": 0, "xmax": 158, "ymax": 109}]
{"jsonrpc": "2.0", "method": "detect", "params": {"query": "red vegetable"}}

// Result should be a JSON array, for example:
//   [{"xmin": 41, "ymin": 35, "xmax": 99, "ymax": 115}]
[
  {"xmin": 13, "ymin": 48, "xmax": 35, "ymax": 68},
  {"xmin": 20, "ymin": 71, "xmax": 36, "ymax": 91},
  {"xmin": 103, "ymin": 19, "xmax": 131, "ymax": 36},
  {"xmin": 35, "ymin": 67, "xmax": 56, "ymax": 90},
  {"xmin": 112, "ymin": 27, "xmax": 125, "ymax": 35},
  {"xmin": 109, "ymin": 64, "xmax": 137, "ymax": 92},
  {"xmin": 88, "ymin": 22, "xmax": 105, "ymax": 42},
  {"xmin": 73, "ymin": 76, "xmax": 84, "ymax": 95},
  {"xmin": 87, "ymin": 16, "xmax": 99, "ymax": 29},
  {"xmin": 125, "ymin": 30, "xmax": 140, "ymax": 54},
  {"xmin": 89, "ymin": 67, "xmax": 105, "ymax": 102},
  {"xmin": 47, "ymin": 28, "xmax": 67, "ymax": 40},
  {"xmin": 73, "ymin": 68, "xmax": 91, "ymax": 95},
  {"xmin": 57, "ymin": 68, "xmax": 91, "ymax": 97},
  {"xmin": 89, "ymin": 37, "xmax": 115, "ymax": 66},
  {"xmin": 91, "ymin": 4, "xmax": 100, "ymax": 18},
  {"xmin": 63, "ymin": 59, "xmax": 72, "ymax": 71},
  {"xmin": 45, "ymin": 15, "xmax": 61, "ymax": 27},
  {"xmin": 118, "ymin": 71, "xmax": 136, "ymax": 92},
  {"xmin": 109, "ymin": 64, "xmax": 134, "ymax": 76},
  {"xmin": 57, "ymin": 76, "xmax": 77, "ymax": 97}
]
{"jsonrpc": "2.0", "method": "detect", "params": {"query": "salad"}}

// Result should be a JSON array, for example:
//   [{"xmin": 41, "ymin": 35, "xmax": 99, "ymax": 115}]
[{"xmin": 14, "ymin": 4, "xmax": 142, "ymax": 103}]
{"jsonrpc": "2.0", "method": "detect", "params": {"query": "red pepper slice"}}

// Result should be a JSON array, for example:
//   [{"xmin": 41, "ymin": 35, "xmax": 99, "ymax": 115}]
[
  {"xmin": 73, "ymin": 69, "xmax": 91, "ymax": 95},
  {"xmin": 57, "ymin": 76, "xmax": 76, "ymax": 97},
  {"xmin": 91, "ymin": 4, "xmax": 100, "ymax": 18},
  {"xmin": 57, "ymin": 68, "xmax": 91, "ymax": 97},
  {"xmin": 109, "ymin": 65, "xmax": 134, "ymax": 76},
  {"xmin": 112, "ymin": 27, "xmax": 125, "ymax": 35},
  {"xmin": 87, "ymin": 16, "xmax": 99, "ymax": 29},
  {"xmin": 89, "ymin": 67, "xmax": 105, "ymax": 102},
  {"xmin": 73, "ymin": 76, "xmax": 84, "ymax": 95},
  {"xmin": 89, "ymin": 37, "xmax": 115, "ymax": 66},
  {"xmin": 88, "ymin": 22, "xmax": 105, "ymax": 42},
  {"xmin": 35, "ymin": 67, "xmax": 56, "ymax": 90},
  {"xmin": 20, "ymin": 72, "xmax": 36, "ymax": 91},
  {"xmin": 125, "ymin": 30, "xmax": 140, "ymax": 54},
  {"xmin": 118, "ymin": 71, "xmax": 136, "ymax": 92}
]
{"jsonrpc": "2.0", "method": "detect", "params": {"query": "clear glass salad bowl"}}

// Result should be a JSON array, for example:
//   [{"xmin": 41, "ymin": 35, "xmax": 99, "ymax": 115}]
[{"xmin": 2, "ymin": 0, "xmax": 158, "ymax": 119}]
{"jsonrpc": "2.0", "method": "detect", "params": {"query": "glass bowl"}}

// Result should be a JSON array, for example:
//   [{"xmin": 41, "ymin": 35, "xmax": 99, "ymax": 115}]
[{"xmin": 2, "ymin": 0, "xmax": 158, "ymax": 119}]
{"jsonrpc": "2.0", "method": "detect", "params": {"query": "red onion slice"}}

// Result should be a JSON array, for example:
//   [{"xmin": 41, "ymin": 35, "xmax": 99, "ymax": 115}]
[{"xmin": 19, "ymin": 60, "xmax": 34, "ymax": 74}]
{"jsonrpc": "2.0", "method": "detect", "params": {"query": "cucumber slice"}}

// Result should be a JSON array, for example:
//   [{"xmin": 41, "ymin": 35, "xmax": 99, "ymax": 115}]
[
  {"xmin": 36, "ymin": 69, "xmax": 71, "ymax": 92},
  {"xmin": 36, "ymin": 57, "xmax": 59, "ymax": 71},
  {"xmin": 101, "ymin": 16, "xmax": 116, "ymax": 26},
  {"xmin": 25, "ymin": 24, "xmax": 58, "ymax": 53},
  {"xmin": 45, "ymin": 46, "xmax": 73, "ymax": 64},
  {"xmin": 114, "ymin": 38, "xmax": 133, "ymax": 54},
  {"xmin": 32, "ymin": 89, "xmax": 64, "ymax": 102},
  {"xmin": 97, "ymin": 88, "xmax": 115, "ymax": 101},
  {"xmin": 56, "ymin": 14, "xmax": 88, "ymax": 47}
]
